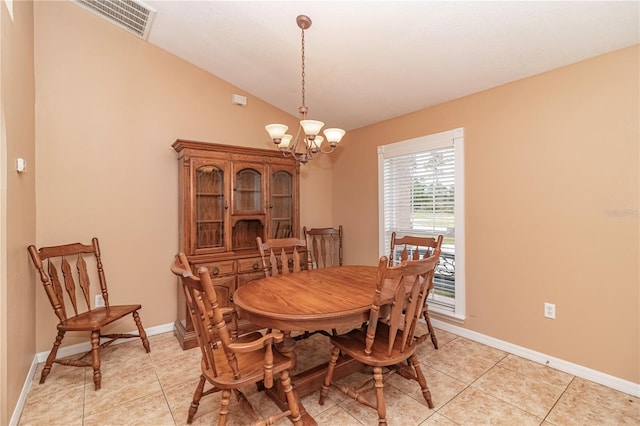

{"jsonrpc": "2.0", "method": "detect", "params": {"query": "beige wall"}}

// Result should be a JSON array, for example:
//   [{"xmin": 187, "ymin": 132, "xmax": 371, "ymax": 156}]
[
  {"xmin": 334, "ymin": 45, "xmax": 639, "ymax": 383},
  {"xmin": 1, "ymin": 0, "xmax": 36, "ymax": 424},
  {"xmin": 32, "ymin": 0, "xmax": 333, "ymax": 351},
  {"xmin": 4, "ymin": 1, "xmax": 637, "ymax": 420}
]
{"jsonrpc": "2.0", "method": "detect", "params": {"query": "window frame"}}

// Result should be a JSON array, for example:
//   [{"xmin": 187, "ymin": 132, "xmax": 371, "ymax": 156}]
[{"xmin": 377, "ymin": 127, "xmax": 466, "ymax": 321}]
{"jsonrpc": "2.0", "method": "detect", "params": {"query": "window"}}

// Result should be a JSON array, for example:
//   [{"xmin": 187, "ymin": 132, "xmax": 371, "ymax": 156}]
[{"xmin": 378, "ymin": 128, "xmax": 465, "ymax": 320}]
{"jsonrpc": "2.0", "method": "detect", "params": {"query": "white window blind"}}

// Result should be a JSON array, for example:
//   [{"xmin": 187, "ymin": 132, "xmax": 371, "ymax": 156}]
[
  {"xmin": 378, "ymin": 128, "xmax": 465, "ymax": 320},
  {"xmin": 382, "ymin": 147, "xmax": 455, "ymax": 239}
]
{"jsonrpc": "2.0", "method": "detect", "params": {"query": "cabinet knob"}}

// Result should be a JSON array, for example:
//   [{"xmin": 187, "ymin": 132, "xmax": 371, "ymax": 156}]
[
  {"xmin": 212, "ymin": 266, "xmax": 220, "ymax": 275},
  {"xmin": 253, "ymin": 262, "xmax": 259, "ymax": 270}
]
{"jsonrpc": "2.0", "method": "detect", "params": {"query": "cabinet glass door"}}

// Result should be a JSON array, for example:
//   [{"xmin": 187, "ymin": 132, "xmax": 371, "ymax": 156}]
[
  {"xmin": 195, "ymin": 164, "xmax": 225, "ymax": 250},
  {"xmin": 270, "ymin": 170, "xmax": 293, "ymax": 238},
  {"xmin": 232, "ymin": 164, "xmax": 265, "ymax": 251},
  {"xmin": 234, "ymin": 167, "xmax": 262, "ymax": 214}
]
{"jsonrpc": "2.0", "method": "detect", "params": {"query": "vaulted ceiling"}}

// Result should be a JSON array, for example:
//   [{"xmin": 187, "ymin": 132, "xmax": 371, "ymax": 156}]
[{"xmin": 136, "ymin": 1, "xmax": 638, "ymax": 131}]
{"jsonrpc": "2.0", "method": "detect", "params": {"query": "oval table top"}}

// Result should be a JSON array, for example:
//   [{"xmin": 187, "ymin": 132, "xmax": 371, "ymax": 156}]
[{"xmin": 233, "ymin": 265, "xmax": 378, "ymax": 332}]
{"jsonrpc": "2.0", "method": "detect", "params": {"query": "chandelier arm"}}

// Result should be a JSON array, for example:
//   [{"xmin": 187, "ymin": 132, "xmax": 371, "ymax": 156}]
[
  {"xmin": 305, "ymin": 148, "xmax": 320, "ymax": 162},
  {"xmin": 318, "ymin": 145, "xmax": 336, "ymax": 155},
  {"xmin": 279, "ymin": 124, "xmax": 311, "ymax": 163},
  {"xmin": 289, "ymin": 124, "xmax": 304, "ymax": 156},
  {"xmin": 281, "ymin": 149, "xmax": 309, "ymax": 163}
]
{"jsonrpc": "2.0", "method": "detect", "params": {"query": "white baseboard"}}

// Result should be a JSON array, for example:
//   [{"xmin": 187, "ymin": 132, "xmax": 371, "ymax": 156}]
[
  {"xmin": 431, "ymin": 318, "xmax": 640, "ymax": 398},
  {"xmin": 33, "ymin": 322, "xmax": 174, "ymax": 363},
  {"xmin": 10, "ymin": 322, "xmax": 175, "ymax": 426},
  {"xmin": 9, "ymin": 356, "xmax": 39, "ymax": 426}
]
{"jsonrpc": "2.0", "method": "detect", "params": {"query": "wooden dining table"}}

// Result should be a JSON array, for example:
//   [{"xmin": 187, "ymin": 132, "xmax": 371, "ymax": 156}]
[{"xmin": 233, "ymin": 265, "xmax": 380, "ymax": 425}]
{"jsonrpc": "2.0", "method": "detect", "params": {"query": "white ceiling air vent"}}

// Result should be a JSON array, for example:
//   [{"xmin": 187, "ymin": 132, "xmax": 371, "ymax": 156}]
[{"xmin": 74, "ymin": 0, "xmax": 156, "ymax": 40}]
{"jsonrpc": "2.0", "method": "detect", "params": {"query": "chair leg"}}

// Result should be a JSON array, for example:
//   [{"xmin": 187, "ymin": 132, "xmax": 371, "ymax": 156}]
[
  {"xmin": 280, "ymin": 370, "xmax": 302, "ymax": 425},
  {"xmin": 89, "ymin": 330, "xmax": 102, "ymax": 390},
  {"xmin": 373, "ymin": 366, "xmax": 387, "ymax": 426},
  {"xmin": 218, "ymin": 389, "xmax": 231, "ymax": 426},
  {"xmin": 409, "ymin": 353, "xmax": 433, "ymax": 409},
  {"xmin": 423, "ymin": 309, "xmax": 438, "ymax": 349},
  {"xmin": 132, "ymin": 311, "xmax": 151, "ymax": 353},
  {"xmin": 187, "ymin": 375, "xmax": 207, "ymax": 424},
  {"xmin": 319, "ymin": 346, "xmax": 340, "ymax": 405},
  {"xmin": 40, "ymin": 330, "xmax": 65, "ymax": 384}
]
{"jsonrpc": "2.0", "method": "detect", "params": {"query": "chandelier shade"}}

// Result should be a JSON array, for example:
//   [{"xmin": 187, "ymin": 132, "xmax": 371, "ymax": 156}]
[
  {"xmin": 323, "ymin": 128, "xmax": 346, "ymax": 145},
  {"xmin": 265, "ymin": 15, "xmax": 345, "ymax": 164},
  {"xmin": 265, "ymin": 124, "xmax": 289, "ymax": 143},
  {"xmin": 300, "ymin": 120, "xmax": 324, "ymax": 138}
]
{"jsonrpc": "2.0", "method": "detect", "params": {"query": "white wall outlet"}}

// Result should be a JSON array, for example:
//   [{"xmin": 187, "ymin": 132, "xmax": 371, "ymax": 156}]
[
  {"xmin": 95, "ymin": 294, "xmax": 105, "ymax": 308},
  {"xmin": 544, "ymin": 302, "xmax": 556, "ymax": 319}
]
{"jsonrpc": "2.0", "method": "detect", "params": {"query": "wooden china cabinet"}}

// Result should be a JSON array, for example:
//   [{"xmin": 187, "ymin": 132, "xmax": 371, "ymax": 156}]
[{"xmin": 172, "ymin": 140, "xmax": 300, "ymax": 349}]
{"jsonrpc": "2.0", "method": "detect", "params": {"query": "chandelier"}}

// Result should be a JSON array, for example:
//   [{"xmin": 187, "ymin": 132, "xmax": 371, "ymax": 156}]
[{"xmin": 265, "ymin": 15, "xmax": 346, "ymax": 164}]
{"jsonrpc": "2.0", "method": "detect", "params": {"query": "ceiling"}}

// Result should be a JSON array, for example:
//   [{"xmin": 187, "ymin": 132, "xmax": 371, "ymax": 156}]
[{"xmin": 142, "ymin": 1, "xmax": 639, "ymax": 131}]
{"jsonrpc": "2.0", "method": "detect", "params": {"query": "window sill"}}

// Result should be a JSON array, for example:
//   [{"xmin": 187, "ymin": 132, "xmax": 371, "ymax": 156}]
[{"xmin": 430, "ymin": 308, "xmax": 465, "ymax": 324}]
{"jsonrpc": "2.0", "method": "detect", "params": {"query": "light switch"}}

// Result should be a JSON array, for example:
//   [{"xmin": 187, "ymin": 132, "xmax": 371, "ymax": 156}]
[{"xmin": 16, "ymin": 158, "xmax": 27, "ymax": 173}]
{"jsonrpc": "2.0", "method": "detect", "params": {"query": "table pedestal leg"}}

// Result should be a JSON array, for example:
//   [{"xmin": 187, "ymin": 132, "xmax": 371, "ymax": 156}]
[
  {"xmin": 266, "ymin": 353, "xmax": 363, "ymax": 426},
  {"xmin": 278, "ymin": 330, "xmax": 297, "ymax": 369}
]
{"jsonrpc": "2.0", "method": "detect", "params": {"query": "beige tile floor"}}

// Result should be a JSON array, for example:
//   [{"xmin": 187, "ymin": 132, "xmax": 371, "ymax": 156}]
[{"xmin": 18, "ymin": 326, "xmax": 640, "ymax": 426}]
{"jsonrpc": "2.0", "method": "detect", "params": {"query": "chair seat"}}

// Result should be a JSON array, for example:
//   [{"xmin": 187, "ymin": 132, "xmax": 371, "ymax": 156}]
[
  {"xmin": 58, "ymin": 304, "xmax": 142, "ymax": 331},
  {"xmin": 330, "ymin": 322, "xmax": 417, "ymax": 368},
  {"xmin": 203, "ymin": 343, "xmax": 294, "ymax": 389}
]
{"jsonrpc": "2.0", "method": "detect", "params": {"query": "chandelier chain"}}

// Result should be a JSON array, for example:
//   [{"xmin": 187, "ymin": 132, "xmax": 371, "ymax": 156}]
[{"xmin": 300, "ymin": 26, "xmax": 306, "ymax": 111}]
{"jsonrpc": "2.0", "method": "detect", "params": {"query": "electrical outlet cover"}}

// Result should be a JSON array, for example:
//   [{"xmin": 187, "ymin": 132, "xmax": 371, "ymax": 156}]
[
  {"xmin": 95, "ymin": 294, "xmax": 105, "ymax": 308},
  {"xmin": 544, "ymin": 302, "xmax": 555, "ymax": 319}
]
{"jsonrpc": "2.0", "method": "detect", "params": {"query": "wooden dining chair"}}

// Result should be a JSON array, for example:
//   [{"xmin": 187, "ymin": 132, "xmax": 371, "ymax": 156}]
[
  {"xmin": 171, "ymin": 254, "xmax": 303, "ymax": 426},
  {"xmin": 27, "ymin": 237, "xmax": 150, "ymax": 390},
  {"xmin": 173, "ymin": 253, "xmax": 239, "ymax": 423},
  {"xmin": 256, "ymin": 236, "xmax": 312, "ymax": 277},
  {"xmin": 298, "ymin": 226, "xmax": 344, "ymax": 340},
  {"xmin": 303, "ymin": 225, "xmax": 343, "ymax": 268},
  {"xmin": 388, "ymin": 232, "xmax": 443, "ymax": 349},
  {"xmin": 318, "ymin": 255, "xmax": 439, "ymax": 424}
]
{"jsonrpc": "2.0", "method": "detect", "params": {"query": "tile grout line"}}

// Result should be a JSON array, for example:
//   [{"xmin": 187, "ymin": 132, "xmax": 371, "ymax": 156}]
[{"xmin": 540, "ymin": 375, "xmax": 576, "ymax": 426}]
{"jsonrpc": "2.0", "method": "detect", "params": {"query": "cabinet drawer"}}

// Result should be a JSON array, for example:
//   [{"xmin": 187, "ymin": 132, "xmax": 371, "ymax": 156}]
[
  {"xmin": 196, "ymin": 260, "xmax": 235, "ymax": 277},
  {"xmin": 237, "ymin": 257, "xmax": 263, "ymax": 274}
]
